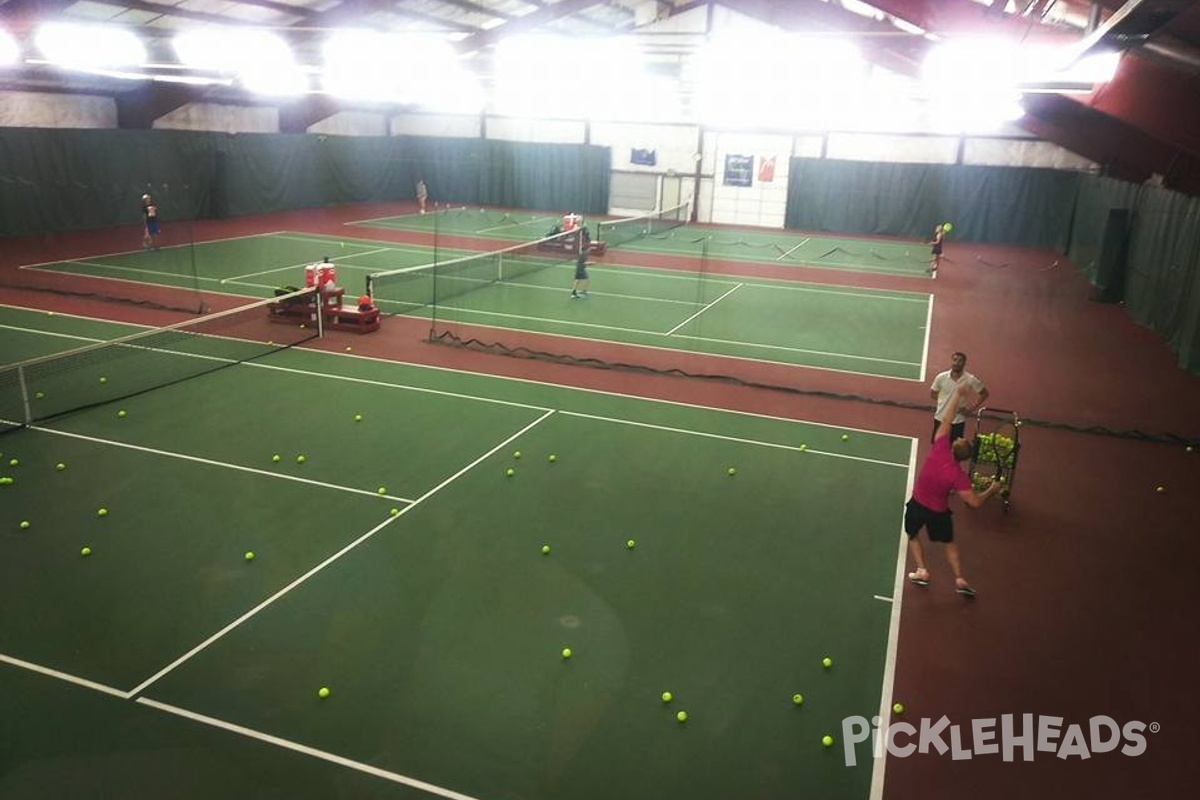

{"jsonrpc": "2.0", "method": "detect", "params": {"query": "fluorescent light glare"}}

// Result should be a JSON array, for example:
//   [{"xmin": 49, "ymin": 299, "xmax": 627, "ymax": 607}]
[
  {"xmin": 175, "ymin": 28, "xmax": 305, "ymax": 96},
  {"xmin": 36, "ymin": 23, "xmax": 146, "ymax": 69},
  {"xmin": 0, "ymin": 28, "xmax": 19, "ymax": 67}
]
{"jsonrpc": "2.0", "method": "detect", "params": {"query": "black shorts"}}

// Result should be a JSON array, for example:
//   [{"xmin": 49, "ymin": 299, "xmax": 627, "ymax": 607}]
[
  {"xmin": 574, "ymin": 263, "xmax": 589, "ymax": 280},
  {"xmin": 905, "ymin": 499, "xmax": 954, "ymax": 543},
  {"xmin": 931, "ymin": 419, "xmax": 966, "ymax": 444},
  {"xmin": 931, "ymin": 244, "xmax": 942, "ymax": 256}
]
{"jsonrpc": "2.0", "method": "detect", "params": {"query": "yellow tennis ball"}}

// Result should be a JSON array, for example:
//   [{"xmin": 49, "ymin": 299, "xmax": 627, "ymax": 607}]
[
  {"xmin": 822, "ymin": 735, "xmax": 835, "ymax": 747},
  {"xmin": 822, "ymin": 656, "xmax": 833, "ymax": 668},
  {"xmin": 662, "ymin": 691, "xmax": 673, "ymax": 703},
  {"xmin": 97, "ymin": 508, "xmax": 108, "ymax": 518},
  {"xmin": 793, "ymin": 693, "xmax": 804, "ymax": 706},
  {"xmin": 893, "ymin": 702, "xmax": 905, "ymax": 714},
  {"xmin": 676, "ymin": 711, "xmax": 688, "ymax": 723},
  {"xmin": 377, "ymin": 487, "xmax": 387, "ymax": 495},
  {"xmin": 561, "ymin": 648, "xmax": 572, "ymax": 659},
  {"xmin": 81, "ymin": 546, "xmax": 92, "ymax": 556},
  {"xmin": 506, "ymin": 468, "xmax": 515, "ymax": 477},
  {"xmin": 244, "ymin": 551, "xmax": 256, "ymax": 561},
  {"xmin": 318, "ymin": 687, "xmax": 330, "ymax": 699}
]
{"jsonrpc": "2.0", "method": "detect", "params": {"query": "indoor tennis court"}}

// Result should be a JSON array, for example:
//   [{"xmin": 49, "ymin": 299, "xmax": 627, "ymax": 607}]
[{"xmin": 1, "ymin": 302, "xmax": 913, "ymax": 800}]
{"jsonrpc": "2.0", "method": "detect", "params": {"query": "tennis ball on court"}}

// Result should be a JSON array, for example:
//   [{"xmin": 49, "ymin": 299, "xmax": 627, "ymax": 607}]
[
  {"xmin": 99, "ymin": 376, "xmax": 107, "ymax": 384},
  {"xmin": 19, "ymin": 520, "xmax": 30, "ymax": 530},
  {"xmin": 841, "ymin": 434, "xmax": 850, "ymax": 442},
  {"xmin": 56, "ymin": 462, "xmax": 66, "ymax": 471},
  {"xmin": 377, "ymin": 487, "xmax": 387, "ymax": 495},
  {"xmin": 822, "ymin": 735, "xmax": 835, "ymax": 748},
  {"xmin": 893, "ymin": 702, "xmax": 905, "ymax": 715},
  {"xmin": 561, "ymin": 648, "xmax": 572, "ymax": 659},
  {"xmin": 727, "ymin": 467, "xmax": 737, "ymax": 476},
  {"xmin": 1187, "ymin": 446, "xmax": 1194, "ymax": 453},
  {"xmin": 513, "ymin": 450, "xmax": 521, "ymax": 459},
  {"xmin": 354, "ymin": 414, "xmax": 362, "ymax": 422},
  {"xmin": 822, "ymin": 656, "xmax": 833, "ymax": 669},
  {"xmin": 1156, "ymin": 485, "xmax": 1165, "ymax": 493},
  {"xmin": 318, "ymin": 687, "xmax": 331, "ymax": 699},
  {"xmin": 97, "ymin": 508, "xmax": 108, "ymax": 518},
  {"xmin": 81, "ymin": 546, "xmax": 91, "ymax": 557},
  {"xmin": 793, "ymin": 693, "xmax": 805, "ymax": 706},
  {"xmin": 541, "ymin": 544, "xmax": 551, "ymax": 555},
  {"xmin": 296, "ymin": 455, "xmax": 307, "ymax": 464},
  {"xmin": 548, "ymin": 454, "xmax": 557, "ymax": 462},
  {"xmin": 676, "ymin": 711, "xmax": 688, "ymax": 723},
  {"xmin": 35, "ymin": 391, "xmax": 45, "ymax": 399},
  {"xmin": 799, "ymin": 444, "xmax": 808, "ymax": 451},
  {"xmin": 272, "ymin": 454, "xmax": 281, "ymax": 463},
  {"xmin": 118, "ymin": 410, "xmax": 127, "ymax": 418},
  {"xmin": 244, "ymin": 551, "xmax": 256, "ymax": 561},
  {"xmin": 626, "ymin": 539, "xmax": 637, "ymax": 549},
  {"xmin": 9, "ymin": 458, "xmax": 18, "ymax": 466},
  {"xmin": 345, "ymin": 346, "xmax": 352, "ymax": 352},
  {"xmin": 662, "ymin": 691, "xmax": 673, "ymax": 703},
  {"xmin": 506, "ymin": 468, "xmax": 515, "ymax": 477},
  {"xmin": 390, "ymin": 508, "xmax": 400, "ymax": 516}
]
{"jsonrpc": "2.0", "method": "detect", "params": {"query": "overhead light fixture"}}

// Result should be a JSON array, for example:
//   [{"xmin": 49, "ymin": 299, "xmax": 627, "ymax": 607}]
[
  {"xmin": 35, "ymin": 23, "xmax": 146, "ymax": 70},
  {"xmin": 175, "ymin": 28, "xmax": 306, "ymax": 96},
  {"xmin": 0, "ymin": 28, "xmax": 19, "ymax": 67}
]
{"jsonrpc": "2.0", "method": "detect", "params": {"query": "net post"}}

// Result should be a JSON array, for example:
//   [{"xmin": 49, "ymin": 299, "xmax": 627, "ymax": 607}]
[{"xmin": 17, "ymin": 364, "xmax": 32, "ymax": 427}]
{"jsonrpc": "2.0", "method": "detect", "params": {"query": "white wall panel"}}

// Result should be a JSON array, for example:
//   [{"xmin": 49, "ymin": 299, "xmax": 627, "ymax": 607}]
[
  {"xmin": 0, "ymin": 91, "xmax": 116, "ymax": 129},
  {"xmin": 153, "ymin": 103, "xmax": 278, "ymax": 133},
  {"xmin": 485, "ymin": 116, "xmax": 586, "ymax": 143},
  {"xmin": 390, "ymin": 113, "xmax": 482, "ymax": 138},
  {"xmin": 827, "ymin": 133, "xmax": 960, "ymax": 164},
  {"xmin": 964, "ymin": 137, "xmax": 1097, "ymax": 171},
  {"xmin": 309, "ymin": 112, "xmax": 387, "ymax": 137}
]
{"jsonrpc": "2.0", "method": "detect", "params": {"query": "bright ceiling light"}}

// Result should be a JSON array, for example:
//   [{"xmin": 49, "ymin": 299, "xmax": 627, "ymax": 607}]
[
  {"xmin": 35, "ymin": 23, "xmax": 146, "ymax": 69},
  {"xmin": 322, "ymin": 31, "xmax": 479, "ymax": 109},
  {"xmin": 0, "ymin": 28, "xmax": 19, "ymax": 67},
  {"xmin": 175, "ymin": 28, "xmax": 306, "ymax": 96}
]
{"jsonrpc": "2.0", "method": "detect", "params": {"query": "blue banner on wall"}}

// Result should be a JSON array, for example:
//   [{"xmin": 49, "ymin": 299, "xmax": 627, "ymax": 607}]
[
  {"xmin": 724, "ymin": 154, "xmax": 754, "ymax": 187},
  {"xmin": 631, "ymin": 148, "xmax": 657, "ymax": 166}
]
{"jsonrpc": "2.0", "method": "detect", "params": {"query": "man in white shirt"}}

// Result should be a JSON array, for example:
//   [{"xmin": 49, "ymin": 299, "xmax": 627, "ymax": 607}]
[{"xmin": 930, "ymin": 351, "xmax": 989, "ymax": 443}]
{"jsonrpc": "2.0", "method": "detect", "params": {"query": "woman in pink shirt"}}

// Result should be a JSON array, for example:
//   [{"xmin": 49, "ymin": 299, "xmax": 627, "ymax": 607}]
[{"xmin": 905, "ymin": 383, "xmax": 1004, "ymax": 598}]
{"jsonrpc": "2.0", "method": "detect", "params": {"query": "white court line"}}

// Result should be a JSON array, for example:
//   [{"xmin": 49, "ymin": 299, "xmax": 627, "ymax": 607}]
[
  {"xmin": 0, "ymin": 319, "xmax": 557, "ymax": 413},
  {"xmin": 42, "ymin": 260, "xmax": 226, "ymax": 284},
  {"xmin": 15, "ymin": 231, "xmax": 290, "ymax": 270},
  {"xmin": 919, "ymin": 295, "xmax": 934, "ymax": 383},
  {"xmin": 24, "ymin": 426, "xmax": 417, "ymax": 503},
  {"xmin": 665, "ymin": 282, "xmax": 742, "ymax": 335},
  {"xmin": 869, "ymin": 435, "xmax": 920, "ymax": 800},
  {"xmin": 775, "ymin": 237, "xmax": 810, "ymax": 260},
  {"xmin": 558, "ymin": 410, "xmax": 909, "ymax": 469},
  {"xmin": 127, "ymin": 410, "xmax": 556, "ymax": 697},
  {"xmin": 137, "ymin": 698, "xmax": 485, "ymax": 800},
  {"xmin": 477, "ymin": 215, "xmax": 556, "ymax": 234},
  {"xmin": 222, "ymin": 247, "xmax": 393, "ymax": 283},
  {"xmin": 0, "ymin": 653, "xmax": 130, "ymax": 699}
]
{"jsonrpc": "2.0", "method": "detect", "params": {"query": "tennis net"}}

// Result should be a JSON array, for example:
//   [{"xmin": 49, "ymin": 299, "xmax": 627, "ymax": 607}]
[
  {"xmin": 595, "ymin": 201, "xmax": 691, "ymax": 249},
  {"xmin": 365, "ymin": 228, "xmax": 583, "ymax": 316},
  {"xmin": 0, "ymin": 287, "xmax": 320, "ymax": 434}
]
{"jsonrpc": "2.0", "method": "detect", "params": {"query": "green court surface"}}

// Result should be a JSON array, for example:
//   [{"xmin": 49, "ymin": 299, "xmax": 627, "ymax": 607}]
[
  {"xmin": 354, "ymin": 207, "xmax": 933, "ymax": 278},
  {"xmin": 19, "ymin": 231, "xmax": 933, "ymax": 380},
  {"xmin": 18, "ymin": 232, "xmax": 473, "ymax": 299},
  {"xmin": 1, "ymin": 305, "xmax": 916, "ymax": 800},
  {"xmin": 381, "ymin": 261, "xmax": 932, "ymax": 380}
]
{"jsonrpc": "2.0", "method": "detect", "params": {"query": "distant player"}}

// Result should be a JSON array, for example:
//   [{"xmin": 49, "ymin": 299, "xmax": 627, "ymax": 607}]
[
  {"xmin": 928, "ymin": 223, "xmax": 945, "ymax": 276},
  {"xmin": 141, "ymin": 193, "xmax": 160, "ymax": 250},
  {"xmin": 570, "ymin": 249, "xmax": 590, "ymax": 299},
  {"xmin": 416, "ymin": 179, "xmax": 428, "ymax": 214}
]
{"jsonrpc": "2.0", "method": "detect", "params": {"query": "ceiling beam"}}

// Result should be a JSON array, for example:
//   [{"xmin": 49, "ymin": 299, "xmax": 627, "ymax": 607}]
[{"xmin": 454, "ymin": 0, "xmax": 607, "ymax": 53}]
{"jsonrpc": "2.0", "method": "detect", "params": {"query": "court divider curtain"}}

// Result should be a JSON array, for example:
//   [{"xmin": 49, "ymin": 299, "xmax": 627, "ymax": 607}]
[
  {"xmin": 784, "ymin": 157, "xmax": 1079, "ymax": 249},
  {"xmin": 0, "ymin": 128, "xmax": 611, "ymax": 237}
]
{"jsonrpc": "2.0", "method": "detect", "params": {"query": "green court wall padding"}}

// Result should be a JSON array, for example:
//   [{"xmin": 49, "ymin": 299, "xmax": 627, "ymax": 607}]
[
  {"xmin": 784, "ymin": 157, "xmax": 1080, "ymax": 249},
  {"xmin": 0, "ymin": 128, "xmax": 611, "ymax": 237}
]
